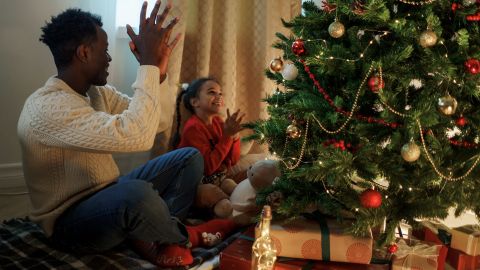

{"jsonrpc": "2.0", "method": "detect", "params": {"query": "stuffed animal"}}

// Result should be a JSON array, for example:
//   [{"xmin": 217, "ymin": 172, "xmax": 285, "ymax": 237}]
[
  {"xmin": 194, "ymin": 141, "xmax": 267, "ymax": 218},
  {"xmin": 195, "ymin": 176, "xmax": 238, "ymax": 218},
  {"xmin": 230, "ymin": 159, "xmax": 281, "ymax": 225}
]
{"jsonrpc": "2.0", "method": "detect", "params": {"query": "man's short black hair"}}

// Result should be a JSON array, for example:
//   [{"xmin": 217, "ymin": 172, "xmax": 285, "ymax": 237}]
[{"xmin": 39, "ymin": 8, "xmax": 103, "ymax": 68}]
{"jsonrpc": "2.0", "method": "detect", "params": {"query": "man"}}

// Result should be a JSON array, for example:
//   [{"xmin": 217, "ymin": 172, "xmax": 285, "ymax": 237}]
[{"xmin": 17, "ymin": 1, "xmax": 235, "ymax": 267}]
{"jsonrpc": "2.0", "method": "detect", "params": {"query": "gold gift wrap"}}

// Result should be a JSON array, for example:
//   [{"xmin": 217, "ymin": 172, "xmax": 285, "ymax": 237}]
[
  {"xmin": 451, "ymin": 225, "xmax": 480, "ymax": 256},
  {"xmin": 391, "ymin": 239, "xmax": 441, "ymax": 270},
  {"xmin": 267, "ymin": 216, "xmax": 373, "ymax": 264}
]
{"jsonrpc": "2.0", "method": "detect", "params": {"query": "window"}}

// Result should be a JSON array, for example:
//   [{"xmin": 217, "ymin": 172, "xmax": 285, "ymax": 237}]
[{"xmin": 115, "ymin": 0, "xmax": 170, "ymax": 27}]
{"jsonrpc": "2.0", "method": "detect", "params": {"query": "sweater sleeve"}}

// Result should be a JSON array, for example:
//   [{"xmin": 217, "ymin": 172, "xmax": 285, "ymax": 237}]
[
  {"xmin": 180, "ymin": 122, "xmax": 234, "ymax": 176},
  {"xmin": 29, "ymin": 66, "xmax": 163, "ymax": 153},
  {"xmin": 96, "ymin": 74, "xmax": 174, "ymax": 134}
]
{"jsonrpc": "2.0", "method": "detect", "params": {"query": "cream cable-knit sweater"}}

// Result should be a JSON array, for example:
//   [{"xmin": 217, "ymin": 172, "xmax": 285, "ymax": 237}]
[{"xmin": 17, "ymin": 66, "xmax": 174, "ymax": 236}]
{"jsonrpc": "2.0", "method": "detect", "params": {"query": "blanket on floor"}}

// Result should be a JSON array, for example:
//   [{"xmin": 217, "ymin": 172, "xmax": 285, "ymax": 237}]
[{"xmin": 0, "ymin": 218, "xmax": 240, "ymax": 270}]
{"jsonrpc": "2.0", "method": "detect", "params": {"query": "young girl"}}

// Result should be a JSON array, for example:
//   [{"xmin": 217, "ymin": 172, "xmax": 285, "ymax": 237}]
[
  {"xmin": 174, "ymin": 77, "xmax": 244, "ymax": 177},
  {"xmin": 173, "ymin": 78, "xmax": 255, "ymax": 218}
]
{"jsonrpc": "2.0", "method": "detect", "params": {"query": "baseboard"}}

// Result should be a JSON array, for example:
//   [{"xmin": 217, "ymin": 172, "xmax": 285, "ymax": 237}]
[
  {"xmin": 0, "ymin": 154, "xmax": 149, "ymax": 191},
  {"xmin": 0, "ymin": 163, "xmax": 26, "ymax": 191}
]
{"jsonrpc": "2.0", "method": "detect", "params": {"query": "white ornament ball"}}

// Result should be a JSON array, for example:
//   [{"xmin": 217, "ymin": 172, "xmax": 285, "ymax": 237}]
[
  {"xmin": 401, "ymin": 141, "xmax": 421, "ymax": 162},
  {"xmin": 282, "ymin": 62, "xmax": 299, "ymax": 81}
]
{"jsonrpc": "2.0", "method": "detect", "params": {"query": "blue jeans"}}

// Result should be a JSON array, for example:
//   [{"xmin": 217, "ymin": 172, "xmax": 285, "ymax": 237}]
[{"xmin": 50, "ymin": 147, "xmax": 203, "ymax": 253}]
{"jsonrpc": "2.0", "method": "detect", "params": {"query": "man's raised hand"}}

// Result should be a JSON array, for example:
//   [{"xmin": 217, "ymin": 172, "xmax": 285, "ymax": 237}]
[{"xmin": 126, "ymin": 0, "xmax": 181, "ymax": 77}]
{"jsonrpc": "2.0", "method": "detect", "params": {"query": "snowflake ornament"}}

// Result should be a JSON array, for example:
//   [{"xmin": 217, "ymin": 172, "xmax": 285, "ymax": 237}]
[
  {"xmin": 379, "ymin": 137, "xmax": 392, "ymax": 148},
  {"xmin": 373, "ymin": 103, "xmax": 384, "ymax": 112},
  {"xmin": 357, "ymin": 30, "xmax": 365, "ymax": 39},
  {"xmin": 445, "ymin": 126, "xmax": 462, "ymax": 139},
  {"xmin": 409, "ymin": 79, "xmax": 423, "ymax": 89}
]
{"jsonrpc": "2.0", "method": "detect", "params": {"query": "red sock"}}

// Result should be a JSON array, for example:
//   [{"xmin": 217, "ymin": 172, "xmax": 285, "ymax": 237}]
[
  {"xmin": 156, "ymin": 244, "xmax": 193, "ymax": 267},
  {"xmin": 186, "ymin": 218, "xmax": 236, "ymax": 248},
  {"xmin": 130, "ymin": 240, "xmax": 193, "ymax": 267}
]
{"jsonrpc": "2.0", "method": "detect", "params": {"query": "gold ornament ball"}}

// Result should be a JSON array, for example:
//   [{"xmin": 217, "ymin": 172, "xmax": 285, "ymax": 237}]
[
  {"xmin": 269, "ymin": 57, "xmax": 284, "ymax": 73},
  {"xmin": 328, "ymin": 21, "xmax": 345, "ymax": 38},
  {"xmin": 419, "ymin": 30, "xmax": 437, "ymax": 48},
  {"xmin": 286, "ymin": 124, "xmax": 302, "ymax": 139},
  {"xmin": 401, "ymin": 141, "xmax": 421, "ymax": 162},
  {"xmin": 438, "ymin": 95, "xmax": 458, "ymax": 115}
]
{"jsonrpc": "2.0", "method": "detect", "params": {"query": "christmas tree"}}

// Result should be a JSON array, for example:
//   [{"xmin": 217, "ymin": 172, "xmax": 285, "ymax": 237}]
[{"xmin": 246, "ymin": 0, "xmax": 480, "ymax": 246}]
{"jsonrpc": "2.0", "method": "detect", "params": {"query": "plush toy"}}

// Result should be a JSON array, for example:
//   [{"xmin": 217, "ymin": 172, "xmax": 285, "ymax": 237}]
[
  {"xmin": 195, "ymin": 176, "xmax": 238, "ymax": 218},
  {"xmin": 230, "ymin": 159, "xmax": 281, "ymax": 225},
  {"xmin": 194, "ymin": 141, "xmax": 267, "ymax": 218}
]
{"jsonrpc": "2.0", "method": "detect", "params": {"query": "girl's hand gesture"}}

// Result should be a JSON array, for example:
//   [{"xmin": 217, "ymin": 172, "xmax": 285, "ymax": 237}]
[{"xmin": 223, "ymin": 109, "xmax": 245, "ymax": 139}]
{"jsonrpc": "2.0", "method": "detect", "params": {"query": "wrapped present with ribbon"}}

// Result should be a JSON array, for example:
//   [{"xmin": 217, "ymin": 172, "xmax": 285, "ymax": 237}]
[
  {"xmin": 451, "ymin": 224, "xmax": 480, "ymax": 256},
  {"xmin": 220, "ymin": 226, "xmax": 389, "ymax": 270},
  {"xmin": 446, "ymin": 247, "xmax": 480, "ymax": 270},
  {"xmin": 264, "ymin": 213, "xmax": 373, "ymax": 264},
  {"xmin": 410, "ymin": 220, "xmax": 450, "ymax": 270},
  {"xmin": 391, "ymin": 239, "xmax": 442, "ymax": 270},
  {"xmin": 417, "ymin": 220, "xmax": 452, "ymax": 245}
]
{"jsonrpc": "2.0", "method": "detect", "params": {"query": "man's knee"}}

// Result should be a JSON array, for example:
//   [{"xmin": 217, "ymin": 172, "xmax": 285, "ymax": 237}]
[
  {"xmin": 119, "ymin": 180, "xmax": 161, "ymax": 209},
  {"xmin": 178, "ymin": 147, "xmax": 204, "ymax": 176}
]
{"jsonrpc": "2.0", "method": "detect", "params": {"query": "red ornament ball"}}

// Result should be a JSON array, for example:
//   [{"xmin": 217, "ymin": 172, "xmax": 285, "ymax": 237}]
[
  {"xmin": 466, "ymin": 14, "xmax": 480, "ymax": 21},
  {"xmin": 292, "ymin": 39, "xmax": 306, "ymax": 56},
  {"xmin": 456, "ymin": 116, "xmax": 467, "ymax": 126},
  {"xmin": 464, "ymin": 58, "xmax": 480, "ymax": 74},
  {"xmin": 360, "ymin": 189, "xmax": 382, "ymax": 208},
  {"xmin": 451, "ymin": 3, "xmax": 459, "ymax": 11},
  {"xmin": 387, "ymin": 243, "xmax": 398, "ymax": 254},
  {"xmin": 368, "ymin": 76, "xmax": 384, "ymax": 92}
]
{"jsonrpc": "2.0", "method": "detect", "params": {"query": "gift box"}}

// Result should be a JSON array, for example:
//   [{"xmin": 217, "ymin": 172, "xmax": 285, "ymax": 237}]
[
  {"xmin": 446, "ymin": 247, "xmax": 480, "ymax": 270},
  {"xmin": 219, "ymin": 228, "xmax": 389, "ymax": 270},
  {"xmin": 418, "ymin": 220, "xmax": 452, "ymax": 245},
  {"xmin": 391, "ymin": 239, "xmax": 442, "ymax": 270},
  {"xmin": 411, "ymin": 220, "xmax": 450, "ymax": 270},
  {"xmin": 412, "ymin": 220, "xmax": 450, "ymax": 242},
  {"xmin": 264, "ymin": 215, "xmax": 373, "ymax": 264},
  {"xmin": 451, "ymin": 225, "xmax": 480, "ymax": 256}
]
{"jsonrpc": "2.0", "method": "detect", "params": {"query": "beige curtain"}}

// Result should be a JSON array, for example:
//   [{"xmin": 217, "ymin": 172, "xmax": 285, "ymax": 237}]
[{"xmin": 150, "ymin": 0, "xmax": 301, "ymax": 157}]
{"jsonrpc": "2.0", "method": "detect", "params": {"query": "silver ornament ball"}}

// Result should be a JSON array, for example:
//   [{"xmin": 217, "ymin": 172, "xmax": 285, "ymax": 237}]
[{"xmin": 281, "ymin": 62, "xmax": 299, "ymax": 81}]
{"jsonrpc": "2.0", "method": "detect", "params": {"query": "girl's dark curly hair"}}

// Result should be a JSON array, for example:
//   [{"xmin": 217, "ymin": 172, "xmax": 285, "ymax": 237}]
[
  {"xmin": 39, "ymin": 9, "xmax": 102, "ymax": 68},
  {"xmin": 171, "ymin": 77, "xmax": 218, "ymax": 148}
]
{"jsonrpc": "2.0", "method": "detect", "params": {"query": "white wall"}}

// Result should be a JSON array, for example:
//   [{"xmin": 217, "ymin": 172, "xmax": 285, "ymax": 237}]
[{"xmin": 0, "ymin": 0, "xmax": 142, "ymax": 167}]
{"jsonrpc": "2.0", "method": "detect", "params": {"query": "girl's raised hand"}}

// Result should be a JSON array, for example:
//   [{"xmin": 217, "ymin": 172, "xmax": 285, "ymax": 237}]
[{"xmin": 223, "ymin": 108, "xmax": 245, "ymax": 138}]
